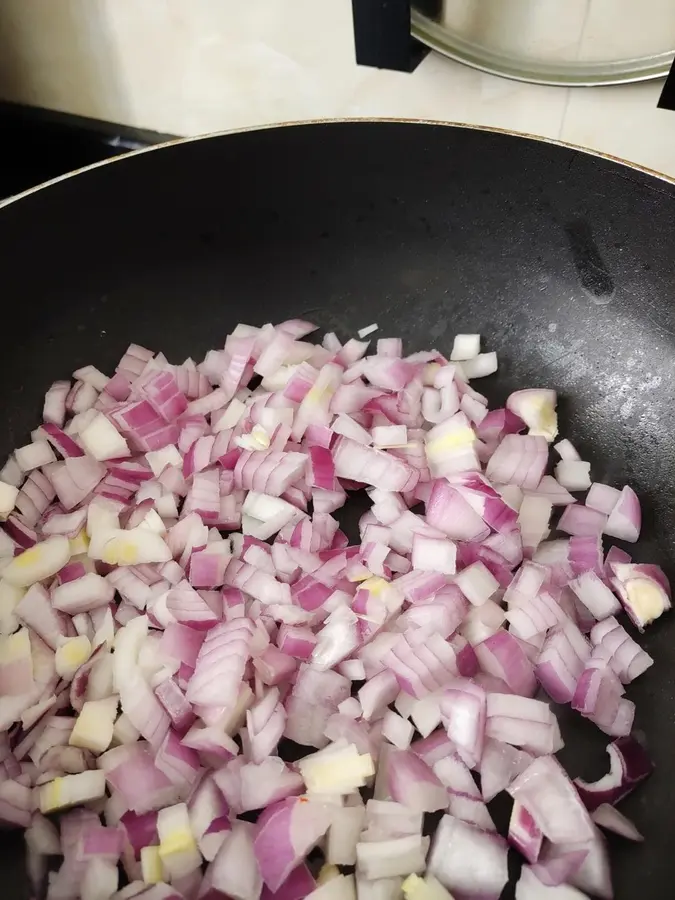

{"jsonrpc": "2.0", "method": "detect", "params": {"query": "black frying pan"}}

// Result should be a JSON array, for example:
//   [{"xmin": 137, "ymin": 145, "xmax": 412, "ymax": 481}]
[{"xmin": 1, "ymin": 121, "xmax": 674, "ymax": 899}]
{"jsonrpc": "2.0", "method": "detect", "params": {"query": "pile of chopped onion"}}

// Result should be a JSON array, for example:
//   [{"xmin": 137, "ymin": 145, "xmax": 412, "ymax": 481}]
[{"xmin": 0, "ymin": 322, "xmax": 667, "ymax": 900}]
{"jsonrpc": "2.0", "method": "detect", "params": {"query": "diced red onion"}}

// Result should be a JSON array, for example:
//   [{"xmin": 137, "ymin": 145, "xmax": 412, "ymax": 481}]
[
  {"xmin": 558, "ymin": 504, "xmax": 608, "ymax": 537},
  {"xmin": 586, "ymin": 482, "xmax": 620, "ymax": 515},
  {"xmin": 590, "ymin": 616, "xmax": 653, "ymax": 684},
  {"xmin": 604, "ymin": 485, "xmax": 641, "ymax": 542},
  {"xmin": 574, "ymin": 735, "xmax": 653, "ymax": 811},
  {"xmin": 254, "ymin": 797, "xmax": 332, "ymax": 891},
  {"xmin": 474, "ymin": 630, "xmax": 536, "ymax": 696},
  {"xmin": 487, "ymin": 693, "xmax": 562, "ymax": 756},
  {"xmin": 0, "ymin": 321, "xmax": 667, "ymax": 900},
  {"xmin": 438, "ymin": 679, "xmax": 485, "ymax": 768},
  {"xmin": 592, "ymin": 802, "xmax": 643, "ymax": 842},
  {"xmin": 508, "ymin": 801, "xmax": 542, "ymax": 864},
  {"xmin": 427, "ymin": 815, "xmax": 508, "ymax": 900},
  {"xmin": 555, "ymin": 460, "xmax": 591, "ymax": 492},
  {"xmin": 386, "ymin": 750, "xmax": 447, "ymax": 813},
  {"xmin": 486, "ymin": 434, "xmax": 548, "ymax": 489},
  {"xmin": 434, "ymin": 752, "xmax": 495, "ymax": 831},
  {"xmin": 508, "ymin": 756, "xmax": 595, "ymax": 844},
  {"xmin": 479, "ymin": 738, "xmax": 533, "ymax": 803},
  {"xmin": 568, "ymin": 571, "xmax": 621, "ymax": 621},
  {"xmin": 610, "ymin": 562, "xmax": 671, "ymax": 630}
]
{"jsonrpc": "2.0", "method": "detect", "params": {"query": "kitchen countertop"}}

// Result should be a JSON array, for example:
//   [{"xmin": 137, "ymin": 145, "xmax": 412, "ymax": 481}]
[
  {"xmin": 349, "ymin": 52, "xmax": 675, "ymax": 180},
  {"xmin": 0, "ymin": 0, "xmax": 674, "ymax": 179}
]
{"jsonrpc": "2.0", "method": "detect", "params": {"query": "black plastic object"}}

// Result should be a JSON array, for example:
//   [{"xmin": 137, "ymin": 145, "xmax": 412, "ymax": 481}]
[
  {"xmin": 0, "ymin": 101, "xmax": 172, "ymax": 200},
  {"xmin": 1, "ymin": 122, "xmax": 675, "ymax": 898},
  {"xmin": 351, "ymin": 0, "xmax": 429, "ymax": 71},
  {"xmin": 658, "ymin": 57, "xmax": 675, "ymax": 109}
]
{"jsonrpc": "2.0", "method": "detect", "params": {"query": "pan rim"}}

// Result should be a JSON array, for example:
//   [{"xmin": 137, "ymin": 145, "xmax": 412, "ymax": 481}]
[{"xmin": 1, "ymin": 116, "xmax": 673, "ymax": 211}]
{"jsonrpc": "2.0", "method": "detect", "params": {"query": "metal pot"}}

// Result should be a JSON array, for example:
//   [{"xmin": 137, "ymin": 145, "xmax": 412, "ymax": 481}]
[{"xmin": 411, "ymin": 0, "xmax": 675, "ymax": 84}]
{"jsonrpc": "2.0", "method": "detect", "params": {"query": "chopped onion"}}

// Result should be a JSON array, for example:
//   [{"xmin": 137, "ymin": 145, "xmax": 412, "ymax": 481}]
[
  {"xmin": 574, "ymin": 735, "xmax": 653, "ymax": 811},
  {"xmin": 357, "ymin": 834, "xmax": 429, "ymax": 880},
  {"xmin": 3, "ymin": 535, "xmax": 71, "ymax": 587},
  {"xmin": 592, "ymin": 802, "xmax": 643, "ymax": 841},
  {"xmin": 157, "ymin": 801, "xmax": 201, "ymax": 879},
  {"xmin": 39, "ymin": 769, "xmax": 106, "ymax": 814},
  {"xmin": 604, "ymin": 485, "xmax": 641, "ymax": 542},
  {"xmin": 508, "ymin": 756, "xmax": 594, "ymax": 844},
  {"xmin": 506, "ymin": 389, "xmax": 558, "ymax": 441},
  {"xmin": 516, "ymin": 865, "xmax": 588, "ymax": 899},
  {"xmin": 450, "ymin": 335, "xmax": 480, "ymax": 361},
  {"xmin": 610, "ymin": 562, "xmax": 671, "ymax": 630},
  {"xmin": 298, "ymin": 741, "xmax": 374, "ymax": 796},
  {"xmin": 427, "ymin": 815, "xmax": 508, "ymax": 900},
  {"xmin": 508, "ymin": 801, "xmax": 543, "ymax": 864},
  {"xmin": 434, "ymin": 752, "xmax": 495, "ymax": 831},
  {"xmin": 555, "ymin": 460, "xmax": 591, "ymax": 492},
  {"xmin": 0, "ymin": 321, "xmax": 666, "ymax": 900},
  {"xmin": 386, "ymin": 750, "xmax": 447, "ymax": 812},
  {"xmin": 254, "ymin": 797, "xmax": 332, "ymax": 891}
]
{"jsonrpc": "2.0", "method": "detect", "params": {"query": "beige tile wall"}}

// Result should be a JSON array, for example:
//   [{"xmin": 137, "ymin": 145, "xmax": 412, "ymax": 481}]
[
  {"xmin": 0, "ymin": 0, "xmax": 674, "ymax": 177},
  {"xmin": 0, "ymin": 0, "xmax": 367, "ymax": 134}
]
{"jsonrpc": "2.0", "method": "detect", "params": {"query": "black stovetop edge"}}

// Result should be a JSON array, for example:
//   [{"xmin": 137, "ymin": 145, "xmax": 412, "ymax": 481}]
[
  {"xmin": 0, "ymin": 100, "xmax": 177, "ymax": 148},
  {"xmin": 0, "ymin": 101, "xmax": 178, "ymax": 199}
]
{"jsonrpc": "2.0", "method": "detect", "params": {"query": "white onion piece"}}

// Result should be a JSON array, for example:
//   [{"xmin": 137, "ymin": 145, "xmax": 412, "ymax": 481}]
[
  {"xmin": 39, "ymin": 769, "xmax": 106, "ymax": 813},
  {"xmin": 555, "ymin": 461, "xmax": 591, "ymax": 491},
  {"xmin": 386, "ymin": 750, "xmax": 447, "ymax": 813},
  {"xmin": 357, "ymin": 834, "xmax": 429, "ymax": 880},
  {"xmin": 55, "ymin": 635, "xmax": 93, "ymax": 680},
  {"xmin": 516, "ymin": 866, "xmax": 589, "ymax": 899},
  {"xmin": 592, "ymin": 803, "xmax": 643, "ymax": 841},
  {"xmin": 434, "ymin": 753, "xmax": 495, "ymax": 832},
  {"xmin": 479, "ymin": 738, "xmax": 533, "ymax": 803},
  {"xmin": 506, "ymin": 389, "xmax": 558, "ymax": 442},
  {"xmin": 52, "ymin": 573, "xmax": 115, "ymax": 614},
  {"xmin": 254, "ymin": 797, "xmax": 332, "ymax": 891},
  {"xmin": 97, "ymin": 528, "xmax": 172, "ymax": 566},
  {"xmin": 0, "ymin": 627, "xmax": 34, "ymax": 697},
  {"xmin": 69, "ymin": 696, "xmax": 118, "ymax": 754},
  {"xmin": 586, "ymin": 482, "xmax": 620, "ymax": 515},
  {"xmin": 450, "ymin": 335, "xmax": 480, "ymax": 361},
  {"xmin": 157, "ymin": 802, "xmax": 201, "ymax": 879},
  {"xmin": 307, "ymin": 874, "xmax": 356, "ymax": 900},
  {"xmin": 381, "ymin": 711, "xmax": 414, "ymax": 750},
  {"xmin": 427, "ymin": 815, "xmax": 508, "ymax": 900},
  {"xmin": 298, "ymin": 742, "xmax": 374, "ymax": 796},
  {"xmin": 327, "ymin": 805, "xmax": 365, "ymax": 866},
  {"xmin": 569, "ymin": 571, "xmax": 621, "ymax": 621},
  {"xmin": 508, "ymin": 756, "xmax": 594, "ymax": 845},
  {"xmin": 3, "ymin": 535, "xmax": 70, "ymax": 587},
  {"xmin": 0, "ymin": 481, "xmax": 19, "ymax": 520},
  {"xmin": 604, "ymin": 485, "xmax": 641, "ymax": 542},
  {"xmin": 610, "ymin": 563, "xmax": 671, "ymax": 629},
  {"xmin": 15, "ymin": 441, "xmax": 57, "ymax": 473},
  {"xmin": 454, "ymin": 562, "xmax": 499, "ymax": 606},
  {"xmin": 554, "ymin": 439, "xmax": 581, "ymax": 461},
  {"xmin": 402, "ymin": 873, "xmax": 455, "ymax": 900},
  {"xmin": 81, "ymin": 858, "xmax": 119, "ymax": 900},
  {"xmin": 357, "ymin": 876, "xmax": 402, "ymax": 900},
  {"xmin": 461, "ymin": 352, "xmax": 498, "ymax": 379},
  {"xmin": 79, "ymin": 412, "xmax": 130, "ymax": 461}
]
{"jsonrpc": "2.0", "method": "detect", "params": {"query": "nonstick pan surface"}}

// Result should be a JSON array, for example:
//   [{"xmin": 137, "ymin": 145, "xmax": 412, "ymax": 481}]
[{"xmin": 1, "ymin": 121, "xmax": 674, "ymax": 898}]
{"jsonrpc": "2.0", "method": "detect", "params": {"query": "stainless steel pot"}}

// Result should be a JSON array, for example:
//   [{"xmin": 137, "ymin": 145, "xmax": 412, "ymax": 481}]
[{"xmin": 411, "ymin": 0, "xmax": 675, "ymax": 85}]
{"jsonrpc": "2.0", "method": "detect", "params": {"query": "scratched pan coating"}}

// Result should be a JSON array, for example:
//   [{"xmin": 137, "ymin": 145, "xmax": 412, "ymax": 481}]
[{"xmin": 1, "ymin": 122, "xmax": 674, "ymax": 898}]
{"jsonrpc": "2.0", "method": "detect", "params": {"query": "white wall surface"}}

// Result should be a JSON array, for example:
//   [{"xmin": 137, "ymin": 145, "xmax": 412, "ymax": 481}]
[{"xmin": 0, "ymin": 0, "xmax": 674, "ymax": 177}]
